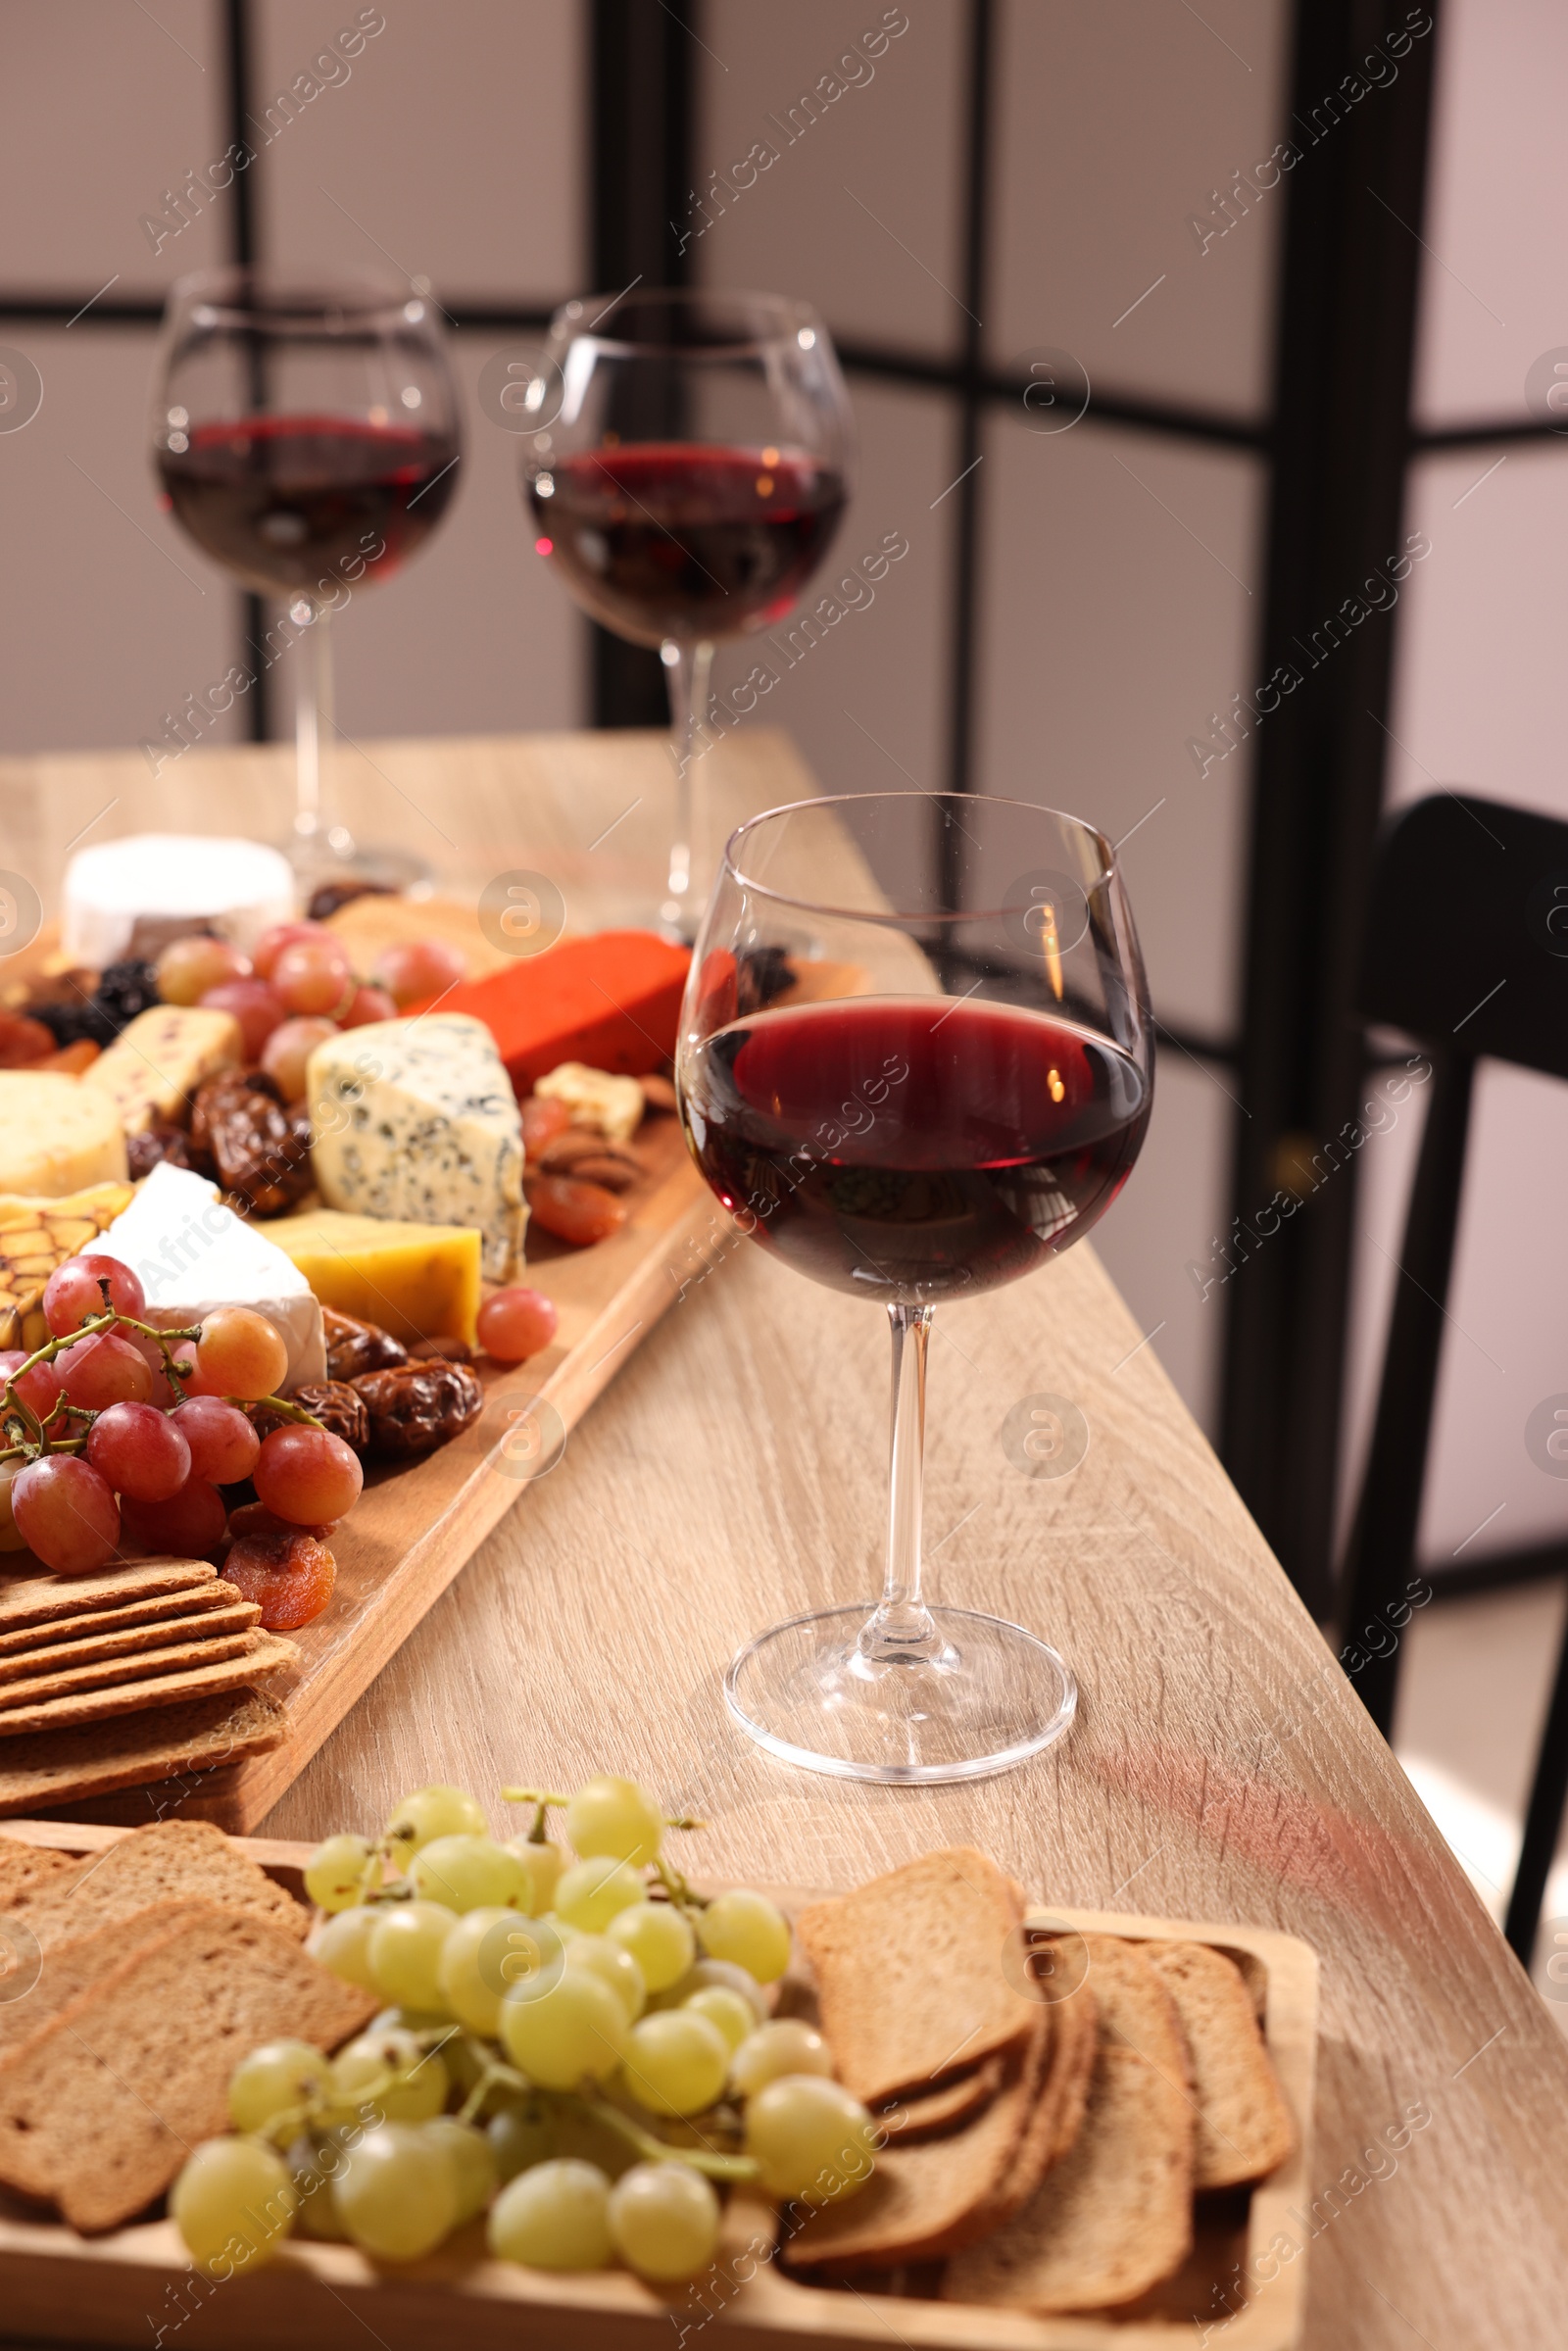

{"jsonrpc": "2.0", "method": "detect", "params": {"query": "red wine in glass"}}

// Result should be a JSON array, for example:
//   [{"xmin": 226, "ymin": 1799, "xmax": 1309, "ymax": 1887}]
[
  {"xmin": 681, "ymin": 996, "xmax": 1150, "ymax": 1304},
  {"xmin": 158, "ymin": 415, "xmax": 460, "ymax": 600},
  {"xmin": 529, "ymin": 443, "xmax": 847, "ymax": 647}
]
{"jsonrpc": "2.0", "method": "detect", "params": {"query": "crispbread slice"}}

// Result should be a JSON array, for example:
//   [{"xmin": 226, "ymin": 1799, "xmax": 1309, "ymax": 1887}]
[
  {"xmin": 1145, "ymin": 1939, "xmax": 1295, "ymax": 2187},
  {"xmin": 0, "ymin": 1818, "xmax": 308, "ymax": 1948},
  {"xmin": 0, "ymin": 1585, "xmax": 252, "ymax": 1660},
  {"xmin": 0, "ymin": 1625, "xmax": 262, "ymax": 1707},
  {"xmin": 0, "ymin": 1561, "xmax": 219, "ymax": 1633},
  {"xmin": 881, "ymin": 2055, "xmax": 1004, "ymax": 2141},
  {"xmin": 0, "ymin": 1688, "xmax": 286, "ymax": 1813},
  {"xmin": 785, "ymin": 2013, "xmax": 1049, "ymax": 2273},
  {"xmin": 944, "ymin": 1936, "xmax": 1194, "ymax": 2314},
  {"xmin": 0, "ymin": 1897, "xmax": 224, "ymax": 2056},
  {"xmin": 0, "ymin": 1635, "xmax": 295, "ymax": 1738},
  {"xmin": 796, "ymin": 1848, "xmax": 1035, "ymax": 2105},
  {"xmin": 0, "ymin": 1903, "xmax": 376, "ymax": 2229}
]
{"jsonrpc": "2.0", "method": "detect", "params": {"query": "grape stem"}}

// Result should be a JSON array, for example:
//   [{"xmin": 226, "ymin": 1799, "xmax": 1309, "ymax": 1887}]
[
  {"xmin": 451, "ymin": 2046, "xmax": 760, "ymax": 2180},
  {"xmin": 0, "ymin": 1303, "xmax": 323, "ymax": 1465},
  {"xmin": 574, "ymin": 2092, "xmax": 759, "ymax": 2181},
  {"xmin": 652, "ymin": 1856, "xmax": 709, "ymax": 1915}
]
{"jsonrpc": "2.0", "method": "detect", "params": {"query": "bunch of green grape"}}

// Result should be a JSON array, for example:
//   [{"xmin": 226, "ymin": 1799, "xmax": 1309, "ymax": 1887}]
[{"xmin": 171, "ymin": 1773, "xmax": 878, "ymax": 2281}]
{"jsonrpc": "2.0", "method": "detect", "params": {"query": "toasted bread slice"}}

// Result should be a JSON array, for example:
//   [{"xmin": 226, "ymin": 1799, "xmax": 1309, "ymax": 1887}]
[
  {"xmin": 0, "ymin": 1902, "xmax": 375, "ymax": 2229},
  {"xmin": 881, "ymin": 2055, "xmax": 1005, "ymax": 2141},
  {"xmin": 0, "ymin": 1819, "xmax": 308, "ymax": 1948},
  {"xmin": 944, "ymin": 1936, "xmax": 1194, "ymax": 2314},
  {"xmin": 1145, "ymin": 1939, "xmax": 1295, "ymax": 2186},
  {"xmin": 0, "ymin": 1897, "xmax": 227, "ymax": 2057},
  {"xmin": 784, "ymin": 2010, "xmax": 1051, "ymax": 2273},
  {"xmin": 0, "ymin": 1839, "xmax": 81, "ymax": 1900},
  {"xmin": 797, "ymin": 1848, "xmax": 1035, "ymax": 2105}
]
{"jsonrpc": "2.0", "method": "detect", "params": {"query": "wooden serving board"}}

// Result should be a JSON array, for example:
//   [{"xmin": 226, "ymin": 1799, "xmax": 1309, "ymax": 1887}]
[
  {"xmin": 0, "ymin": 1823, "xmax": 1317, "ymax": 2351},
  {"xmin": 0, "ymin": 900, "xmax": 720, "ymax": 1827},
  {"xmin": 4, "ymin": 1114, "xmax": 713, "ymax": 1832}
]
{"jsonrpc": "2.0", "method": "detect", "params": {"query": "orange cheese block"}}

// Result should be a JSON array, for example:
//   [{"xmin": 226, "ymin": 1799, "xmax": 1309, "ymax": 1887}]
[{"xmin": 411, "ymin": 930, "xmax": 691, "ymax": 1091}]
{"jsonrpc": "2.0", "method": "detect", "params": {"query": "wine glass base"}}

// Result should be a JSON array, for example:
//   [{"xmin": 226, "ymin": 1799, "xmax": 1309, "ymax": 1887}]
[{"xmin": 723, "ymin": 1602, "xmax": 1077, "ymax": 1785}]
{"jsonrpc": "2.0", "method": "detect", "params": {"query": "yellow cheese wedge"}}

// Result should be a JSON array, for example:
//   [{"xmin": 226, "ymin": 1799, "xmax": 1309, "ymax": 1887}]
[
  {"xmin": 82, "ymin": 1004, "xmax": 242, "ymax": 1134},
  {"xmin": 0, "ymin": 1181, "xmax": 137, "ymax": 1349},
  {"xmin": 0, "ymin": 1076, "xmax": 129, "ymax": 1205},
  {"xmin": 263, "ymin": 1208, "xmax": 483, "ymax": 1347}
]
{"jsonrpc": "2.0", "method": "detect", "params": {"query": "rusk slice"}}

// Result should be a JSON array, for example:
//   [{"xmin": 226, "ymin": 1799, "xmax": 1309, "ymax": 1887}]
[
  {"xmin": 0, "ymin": 1897, "xmax": 224, "ymax": 2057},
  {"xmin": 796, "ymin": 1848, "xmax": 1036, "ymax": 2105},
  {"xmin": 944, "ymin": 1935, "xmax": 1195, "ymax": 2314},
  {"xmin": 0, "ymin": 1818, "xmax": 308, "ymax": 1948},
  {"xmin": 0, "ymin": 1902, "xmax": 376, "ymax": 2229},
  {"xmin": 881, "ymin": 2055, "xmax": 1005, "ymax": 2141},
  {"xmin": 786, "ymin": 2008, "xmax": 1053, "ymax": 2272},
  {"xmin": 1145, "ymin": 1939, "xmax": 1295, "ymax": 2186}
]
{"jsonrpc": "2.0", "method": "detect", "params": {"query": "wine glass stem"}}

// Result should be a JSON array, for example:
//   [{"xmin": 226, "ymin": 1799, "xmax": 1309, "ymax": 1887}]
[
  {"xmin": 662, "ymin": 636, "xmax": 714, "ymax": 939},
  {"xmin": 858, "ymin": 1302, "xmax": 942, "ymax": 1665},
  {"xmin": 291, "ymin": 597, "xmax": 347, "ymax": 859}
]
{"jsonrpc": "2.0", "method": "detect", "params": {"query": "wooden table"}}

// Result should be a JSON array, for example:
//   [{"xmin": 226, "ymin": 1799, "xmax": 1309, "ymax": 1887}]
[{"xmin": 4, "ymin": 732, "xmax": 1567, "ymax": 2348}]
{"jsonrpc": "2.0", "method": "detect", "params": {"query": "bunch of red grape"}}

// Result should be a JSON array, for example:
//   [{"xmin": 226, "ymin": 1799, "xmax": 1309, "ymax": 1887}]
[
  {"xmin": 160, "ymin": 919, "xmax": 468, "ymax": 1091},
  {"xmin": 0, "ymin": 1254, "xmax": 363, "ymax": 1578}
]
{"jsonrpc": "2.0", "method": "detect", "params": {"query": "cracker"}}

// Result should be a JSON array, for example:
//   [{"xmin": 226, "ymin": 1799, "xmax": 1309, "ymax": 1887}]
[
  {"xmin": 0, "ymin": 1627, "xmax": 262, "ymax": 1710},
  {"xmin": 0, "ymin": 1581, "xmax": 245, "ymax": 1656},
  {"xmin": 0, "ymin": 1604, "xmax": 261, "ymax": 1687},
  {"xmin": 0, "ymin": 1636, "xmax": 296, "ymax": 1739},
  {"xmin": 0, "ymin": 1689, "xmax": 286, "ymax": 1813},
  {"xmin": 0, "ymin": 1560, "xmax": 218, "ymax": 1634}
]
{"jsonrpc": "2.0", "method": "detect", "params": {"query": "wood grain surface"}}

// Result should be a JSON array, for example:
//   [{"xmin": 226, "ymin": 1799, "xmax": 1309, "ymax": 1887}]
[{"xmin": 3, "ymin": 733, "xmax": 1566, "ymax": 2346}]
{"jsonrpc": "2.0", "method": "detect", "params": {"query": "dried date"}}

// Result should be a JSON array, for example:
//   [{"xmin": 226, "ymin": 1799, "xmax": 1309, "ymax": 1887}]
[
  {"xmin": 323, "ymin": 1306, "xmax": 409, "ymax": 1382},
  {"xmin": 128, "ymin": 1124, "xmax": 214, "ymax": 1181},
  {"xmin": 535, "ymin": 1130, "xmax": 644, "ymax": 1189},
  {"xmin": 407, "ymin": 1335, "xmax": 473, "ymax": 1364},
  {"xmin": 190, "ymin": 1072, "xmax": 312, "ymax": 1215},
  {"xmin": 252, "ymin": 1381, "xmax": 370, "ymax": 1454},
  {"xmin": 352, "ymin": 1359, "xmax": 483, "ymax": 1460}
]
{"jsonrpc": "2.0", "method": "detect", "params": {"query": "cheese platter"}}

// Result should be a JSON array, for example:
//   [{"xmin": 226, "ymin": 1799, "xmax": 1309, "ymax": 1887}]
[{"xmin": 0, "ymin": 869, "xmax": 719, "ymax": 1827}]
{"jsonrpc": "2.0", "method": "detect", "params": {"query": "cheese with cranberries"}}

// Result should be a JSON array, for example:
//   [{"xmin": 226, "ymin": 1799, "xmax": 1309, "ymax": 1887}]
[{"xmin": 306, "ymin": 1014, "xmax": 526, "ymax": 1282}]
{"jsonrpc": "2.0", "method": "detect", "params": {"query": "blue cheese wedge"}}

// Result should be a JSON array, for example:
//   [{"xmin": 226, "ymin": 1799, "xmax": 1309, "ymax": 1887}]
[
  {"xmin": 97, "ymin": 1160, "xmax": 326, "ymax": 1391},
  {"xmin": 307, "ymin": 1014, "xmax": 526, "ymax": 1282}
]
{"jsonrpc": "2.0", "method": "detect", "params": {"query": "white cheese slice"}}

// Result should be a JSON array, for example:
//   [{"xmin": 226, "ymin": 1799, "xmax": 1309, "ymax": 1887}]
[
  {"xmin": 63, "ymin": 834, "xmax": 296, "ymax": 965},
  {"xmin": 308, "ymin": 1013, "xmax": 526, "ymax": 1282},
  {"xmin": 97, "ymin": 1161, "xmax": 326, "ymax": 1392}
]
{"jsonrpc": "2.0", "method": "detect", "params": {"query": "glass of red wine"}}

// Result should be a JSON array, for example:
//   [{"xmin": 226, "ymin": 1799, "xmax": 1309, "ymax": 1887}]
[
  {"xmin": 521, "ymin": 288, "xmax": 852, "ymax": 936},
  {"xmin": 676, "ymin": 793, "xmax": 1152, "ymax": 1782},
  {"xmin": 153, "ymin": 267, "xmax": 462, "ymax": 885}
]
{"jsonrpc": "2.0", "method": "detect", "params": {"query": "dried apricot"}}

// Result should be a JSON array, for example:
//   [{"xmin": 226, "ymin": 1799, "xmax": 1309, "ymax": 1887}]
[{"xmin": 223, "ymin": 1525, "xmax": 336, "ymax": 1630}]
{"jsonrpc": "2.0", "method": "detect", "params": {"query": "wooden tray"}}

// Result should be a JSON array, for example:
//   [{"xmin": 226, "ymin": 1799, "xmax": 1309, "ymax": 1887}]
[{"xmin": 0, "ymin": 1824, "xmax": 1318, "ymax": 2351}]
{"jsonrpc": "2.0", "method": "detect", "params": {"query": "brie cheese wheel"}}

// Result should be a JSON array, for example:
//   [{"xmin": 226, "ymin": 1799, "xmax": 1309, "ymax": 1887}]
[
  {"xmin": 63, "ymin": 834, "xmax": 296, "ymax": 966},
  {"xmin": 97, "ymin": 1161, "xmax": 326, "ymax": 1392},
  {"xmin": 308, "ymin": 1013, "xmax": 526, "ymax": 1282}
]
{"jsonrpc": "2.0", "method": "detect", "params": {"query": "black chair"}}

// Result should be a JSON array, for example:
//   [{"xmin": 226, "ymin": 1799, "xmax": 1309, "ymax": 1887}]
[{"xmin": 1339, "ymin": 792, "xmax": 1568, "ymax": 1967}]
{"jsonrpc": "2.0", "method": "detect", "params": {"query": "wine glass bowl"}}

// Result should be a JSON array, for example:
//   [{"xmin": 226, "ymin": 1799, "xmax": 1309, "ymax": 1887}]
[
  {"xmin": 521, "ymin": 288, "xmax": 853, "ymax": 934},
  {"xmin": 676, "ymin": 793, "xmax": 1152, "ymax": 1782},
  {"xmin": 153, "ymin": 267, "xmax": 462, "ymax": 883}
]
